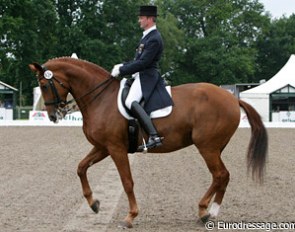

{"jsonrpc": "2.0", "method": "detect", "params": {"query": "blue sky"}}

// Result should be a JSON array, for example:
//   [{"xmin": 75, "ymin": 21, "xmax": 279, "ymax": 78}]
[{"xmin": 260, "ymin": 0, "xmax": 295, "ymax": 18}]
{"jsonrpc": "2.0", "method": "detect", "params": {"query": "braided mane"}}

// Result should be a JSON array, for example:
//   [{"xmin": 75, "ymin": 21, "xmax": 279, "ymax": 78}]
[{"xmin": 46, "ymin": 56, "xmax": 110, "ymax": 75}]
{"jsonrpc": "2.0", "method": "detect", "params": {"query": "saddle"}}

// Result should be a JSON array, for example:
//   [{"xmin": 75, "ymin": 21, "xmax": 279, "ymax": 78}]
[
  {"xmin": 118, "ymin": 78, "xmax": 172, "ymax": 120},
  {"xmin": 117, "ymin": 78, "xmax": 172, "ymax": 153}
]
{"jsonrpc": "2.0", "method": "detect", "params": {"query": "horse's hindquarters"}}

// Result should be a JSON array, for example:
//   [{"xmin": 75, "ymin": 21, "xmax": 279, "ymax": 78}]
[{"xmin": 148, "ymin": 83, "xmax": 240, "ymax": 153}]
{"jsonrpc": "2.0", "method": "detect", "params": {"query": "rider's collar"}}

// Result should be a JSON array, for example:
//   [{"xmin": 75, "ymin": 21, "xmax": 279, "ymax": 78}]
[{"xmin": 142, "ymin": 25, "xmax": 157, "ymax": 39}]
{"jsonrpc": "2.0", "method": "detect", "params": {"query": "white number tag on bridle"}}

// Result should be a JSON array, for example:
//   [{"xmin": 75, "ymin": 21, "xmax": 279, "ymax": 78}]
[{"xmin": 44, "ymin": 70, "xmax": 53, "ymax": 79}]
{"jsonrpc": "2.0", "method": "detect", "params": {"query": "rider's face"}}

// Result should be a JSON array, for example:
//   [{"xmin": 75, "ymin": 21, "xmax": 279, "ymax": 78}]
[{"xmin": 138, "ymin": 16, "xmax": 152, "ymax": 30}]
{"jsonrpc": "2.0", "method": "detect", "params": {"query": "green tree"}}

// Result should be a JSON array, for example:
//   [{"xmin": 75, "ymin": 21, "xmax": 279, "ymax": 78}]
[
  {"xmin": 54, "ymin": 0, "xmax": 146, "ymax": 70},
  {"xmin": 158, "ymin": 0, "xmax": 269, "ymax": 86},
  {"xmin": 255, "ymin": 14, "xmax": 295, "ymax": 82},
  {"xmin": 157, "ymin": 12, "xmax": 185, "ymax": 82},
  {"xmin": 1, "ymin": 0, "xmax": 294, "ymax": 109},
  {"xmin": 0, "ymin": 0, "xmax": 58, "ymax": 104}
]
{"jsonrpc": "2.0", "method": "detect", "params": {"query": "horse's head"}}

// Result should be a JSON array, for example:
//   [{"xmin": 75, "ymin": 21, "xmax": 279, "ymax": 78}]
[{"xmin": 29, "ymin": 61, "xmax": 71, "ymax": 123}]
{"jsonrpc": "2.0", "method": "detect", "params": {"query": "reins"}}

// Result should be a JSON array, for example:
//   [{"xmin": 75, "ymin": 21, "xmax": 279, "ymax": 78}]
[
  {"xmin": 39, "ymin": 64, "xmax": 115, "ymax": 113},
  {"xmin": 69, "ymin": 76, "xmax": 115, "ymax": 111}
]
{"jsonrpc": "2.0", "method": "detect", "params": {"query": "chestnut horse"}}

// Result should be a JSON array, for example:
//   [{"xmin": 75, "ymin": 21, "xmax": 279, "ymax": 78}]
[{"xmin": 29, "ymin": 57, "xmax": 267, "ymax": 228}]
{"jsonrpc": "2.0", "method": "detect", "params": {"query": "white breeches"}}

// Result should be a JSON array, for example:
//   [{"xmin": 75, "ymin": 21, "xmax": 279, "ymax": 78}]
[{"xmin": 125, "ymin": 74, "xmax": 143, "ymax": 110}]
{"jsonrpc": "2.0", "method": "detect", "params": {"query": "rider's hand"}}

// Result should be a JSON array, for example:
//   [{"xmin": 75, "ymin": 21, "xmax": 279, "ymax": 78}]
[{"xmin": 111, "ymin": 64, "xmax": 123, "ymax": 77}]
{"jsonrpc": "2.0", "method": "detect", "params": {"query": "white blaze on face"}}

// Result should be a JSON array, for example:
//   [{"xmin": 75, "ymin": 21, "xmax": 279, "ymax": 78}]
[{"xmin": 209, "ymin": 202, "xmax": 220, "ymax": 218}]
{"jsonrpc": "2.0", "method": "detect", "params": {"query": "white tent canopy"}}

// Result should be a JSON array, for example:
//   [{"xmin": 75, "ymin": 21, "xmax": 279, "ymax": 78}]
[{"xmin": 240, "ymin": 54, "xmax": 295, "ymax": 122}]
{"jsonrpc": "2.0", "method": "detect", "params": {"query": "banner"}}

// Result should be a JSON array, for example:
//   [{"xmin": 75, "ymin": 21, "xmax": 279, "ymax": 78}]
[
  {"xmin": 272, "ymin": 111, "xmax": 295, "ymax": 122},
  {"xmin": 29, "ymin": 111, "xmax": 83, "ymax": 122},
  {"xmin": 0, "ymin": 108, "xmax": 13, "ymax": 120}
]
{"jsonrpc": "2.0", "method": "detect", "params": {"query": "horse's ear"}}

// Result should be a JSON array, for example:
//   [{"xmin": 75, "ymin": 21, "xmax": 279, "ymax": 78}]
[{"xmin": 29, "ymin": 62, "xmax": 43, "ymax": 74}]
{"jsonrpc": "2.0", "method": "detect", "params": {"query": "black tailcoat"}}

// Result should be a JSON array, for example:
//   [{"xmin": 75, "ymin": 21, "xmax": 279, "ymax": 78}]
[{"xmin": 119, "ymin": 29, "xmax": 173, "ymax": 114}]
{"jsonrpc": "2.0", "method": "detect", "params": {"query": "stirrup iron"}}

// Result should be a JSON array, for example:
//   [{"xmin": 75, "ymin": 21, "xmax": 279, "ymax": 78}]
[{"xmin": 138, "ymin": 136, "xmax": 163, "ymax": 152}]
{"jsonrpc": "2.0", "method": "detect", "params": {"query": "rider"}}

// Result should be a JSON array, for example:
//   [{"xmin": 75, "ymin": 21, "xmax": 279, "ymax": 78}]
[{"xmin": 111, "ymin": 5, "xmax": 173, "ymax": 149}]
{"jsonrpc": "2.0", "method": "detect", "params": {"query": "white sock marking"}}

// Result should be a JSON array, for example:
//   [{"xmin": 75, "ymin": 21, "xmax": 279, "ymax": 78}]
[{"xmin": 209, "ymin": 202, "xmax": 220, "ymax": 217}]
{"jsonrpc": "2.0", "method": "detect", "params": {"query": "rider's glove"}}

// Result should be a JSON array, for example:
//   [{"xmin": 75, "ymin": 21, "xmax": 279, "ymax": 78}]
[{"xmin": 111, "ymin": 64, "xmax": 123, "ymax": 77}]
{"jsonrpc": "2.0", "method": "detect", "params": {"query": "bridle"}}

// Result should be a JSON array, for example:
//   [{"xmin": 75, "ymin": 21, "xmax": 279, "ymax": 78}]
[
  {"xmin": 39, "ymin": 65, "xmax": 69, "ymax": 107},
  {"xmin": 38, "ymin": 65, "xmax": 115, "ymax": 117}
]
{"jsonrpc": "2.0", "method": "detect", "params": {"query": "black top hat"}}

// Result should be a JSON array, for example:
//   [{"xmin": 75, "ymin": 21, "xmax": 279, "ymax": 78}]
[{"xmin": 139, "ymin": 5, "xmax": 158, "ymax": 17}]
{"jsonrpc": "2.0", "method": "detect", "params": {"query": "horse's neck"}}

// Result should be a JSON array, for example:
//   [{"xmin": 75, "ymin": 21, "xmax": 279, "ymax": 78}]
[
  {"xmin": 65, "ymin": 62, "xmax": 105, "ymax": 97},
  {"xmin": 68, "ymin": 69, "xmax": 119, "ymax": 114}
]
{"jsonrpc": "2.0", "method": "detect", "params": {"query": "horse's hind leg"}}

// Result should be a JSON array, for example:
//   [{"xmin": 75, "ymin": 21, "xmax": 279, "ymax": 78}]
[
  {"xmin": 198, "ymin": 149, "xmax": 230, "ymax": 222},
  {"xmin": 77, "ymin": 147, "xmax": 109, "ymax": 213}
]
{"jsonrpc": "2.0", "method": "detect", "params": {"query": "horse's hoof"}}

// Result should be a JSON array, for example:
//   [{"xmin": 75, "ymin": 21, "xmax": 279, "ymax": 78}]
[
  {"xmin": 118, "ymin": 221, "xmax": 133, "ymax": 229},
  {"xmin": 200, "ymin": 214, "xmax": 211, "ymax": 223},
  {"xmin": 90, "ymin": 200, "xmax": 100, "ymax": 214}
]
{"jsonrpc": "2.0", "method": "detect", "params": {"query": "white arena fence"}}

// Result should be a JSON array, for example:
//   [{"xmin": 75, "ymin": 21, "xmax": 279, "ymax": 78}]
[{"xmin": 0, "ymin": 110, "xmax": 295, "ymax": 128}]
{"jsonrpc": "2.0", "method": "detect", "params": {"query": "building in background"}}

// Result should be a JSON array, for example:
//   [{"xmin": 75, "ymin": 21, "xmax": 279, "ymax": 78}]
[{"xmin": 0, "ymin": 81, "xmax": 18, "ymax": 120}]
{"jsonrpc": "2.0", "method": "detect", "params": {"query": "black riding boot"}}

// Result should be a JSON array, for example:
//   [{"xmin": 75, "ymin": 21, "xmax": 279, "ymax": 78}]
[{"xmin": 130, "ymin": 101, "xmax": 163, "ymax": 150}]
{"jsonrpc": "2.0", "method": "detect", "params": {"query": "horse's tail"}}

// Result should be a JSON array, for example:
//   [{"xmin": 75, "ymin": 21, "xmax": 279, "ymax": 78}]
[{"xmin": 239, "ymin": 100, "xmax": 268, "ymax": 183}]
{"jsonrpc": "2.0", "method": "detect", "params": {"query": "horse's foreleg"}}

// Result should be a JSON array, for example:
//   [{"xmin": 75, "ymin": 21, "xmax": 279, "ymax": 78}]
[
  {"xmin": 198, "ymin": 150, "xmax": 230, "ymax": 222},
  {"xmin": 110, "ymin": 151, "xmax": 138, "ymax": 229},
  {"xmin": 77, "ymin": 147, "xmax": 109, "ymax": 213}
]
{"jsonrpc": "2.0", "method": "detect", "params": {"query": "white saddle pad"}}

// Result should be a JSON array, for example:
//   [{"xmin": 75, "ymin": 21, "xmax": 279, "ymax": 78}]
[{"xmin": 117, "ymin": 78, "xmax": 173, "ymax": 120}]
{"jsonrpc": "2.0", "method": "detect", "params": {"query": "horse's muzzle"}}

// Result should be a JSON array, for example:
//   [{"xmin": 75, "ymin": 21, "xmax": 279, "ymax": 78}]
[
  {"xmin": 49, "ymin": 113, "xmax": 57, "ymax": 123},
  {"xmin": 48, "ymin": 108, "xmax": 65, "ymax": 123}
]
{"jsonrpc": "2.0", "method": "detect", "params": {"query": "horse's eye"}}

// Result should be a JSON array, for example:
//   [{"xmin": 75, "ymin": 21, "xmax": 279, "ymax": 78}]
[{"xmin": 41, "ymin": 85, "xmax": 48, "ymax": 91}]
